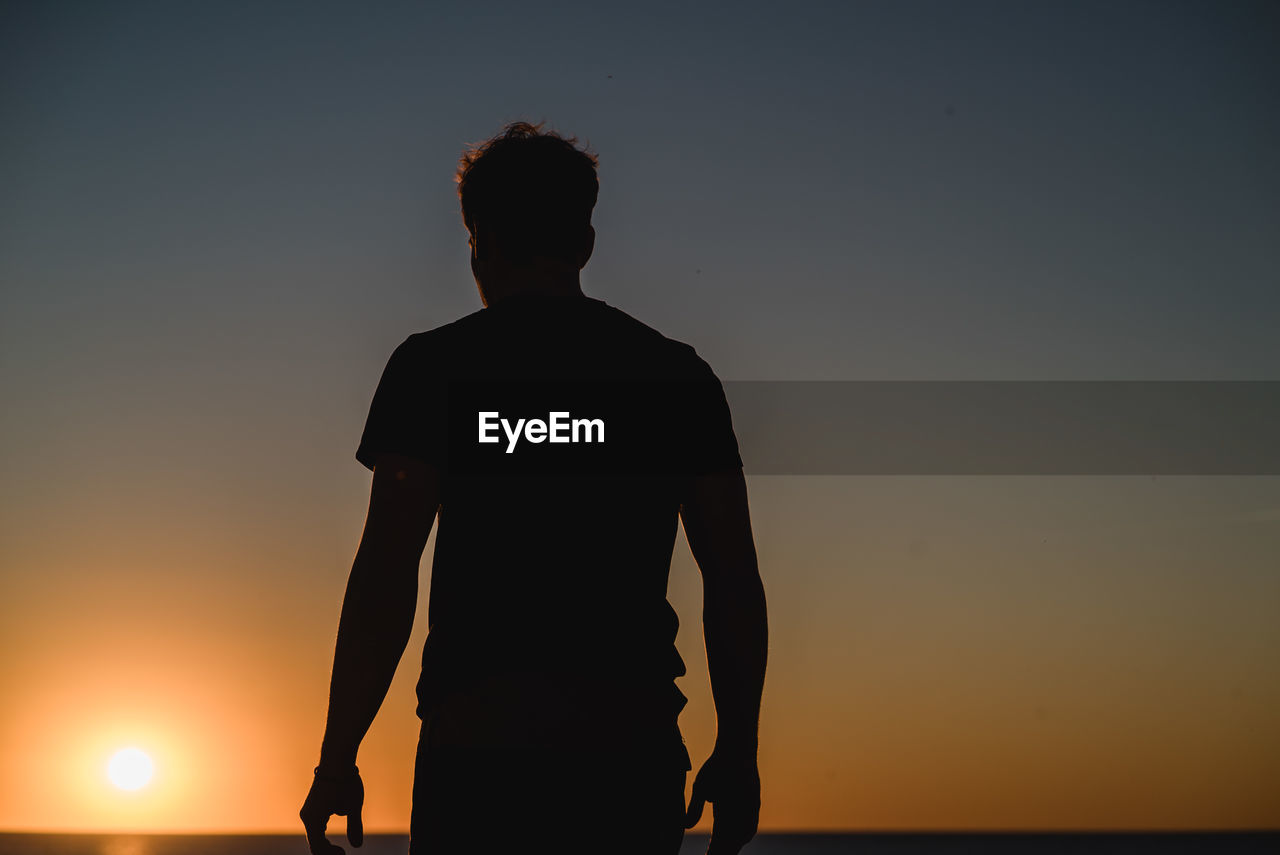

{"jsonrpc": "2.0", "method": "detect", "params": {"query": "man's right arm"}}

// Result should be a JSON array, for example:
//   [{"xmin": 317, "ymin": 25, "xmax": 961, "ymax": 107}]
[{"xmin": 680, "ymin": 468, "xmax": 767, "ymax": 854}]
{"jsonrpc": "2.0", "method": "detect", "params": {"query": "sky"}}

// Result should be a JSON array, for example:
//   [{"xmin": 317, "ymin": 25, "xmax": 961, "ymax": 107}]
[{"xmin": 2, "ymin": 0, "xmax": 1279, "ymax": 834}]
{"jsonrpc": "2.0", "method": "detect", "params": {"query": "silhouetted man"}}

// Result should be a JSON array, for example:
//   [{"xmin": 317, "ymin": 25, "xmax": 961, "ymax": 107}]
[{"xmin": 301, "ymin": 122, "xmax": 767, "ymax": 855}]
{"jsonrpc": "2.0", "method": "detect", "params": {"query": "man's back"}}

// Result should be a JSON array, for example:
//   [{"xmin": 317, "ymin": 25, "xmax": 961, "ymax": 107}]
[{"xmin": 355, "ymin": 293, "xmax": 742, "ymax": 724}]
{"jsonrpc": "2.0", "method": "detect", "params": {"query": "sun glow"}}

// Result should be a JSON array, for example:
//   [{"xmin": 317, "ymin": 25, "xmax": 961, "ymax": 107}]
[{"xmin": 107, "ymin": 747, "xmax": 154, "ymax": 791}]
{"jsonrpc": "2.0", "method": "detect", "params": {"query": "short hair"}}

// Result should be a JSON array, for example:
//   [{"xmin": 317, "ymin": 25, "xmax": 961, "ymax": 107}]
[{"xmin": 456, "ymin": 121, "xmax": 599, "ymax": 265}]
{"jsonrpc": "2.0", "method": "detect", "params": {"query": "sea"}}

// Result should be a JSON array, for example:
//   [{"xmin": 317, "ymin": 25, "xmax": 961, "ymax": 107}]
[{"xmin": 0, "ymin": 833, "xmax": 1277, "ymax": 855}]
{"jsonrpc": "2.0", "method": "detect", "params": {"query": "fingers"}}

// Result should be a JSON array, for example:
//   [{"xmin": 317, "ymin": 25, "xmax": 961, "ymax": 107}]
[
  {"xmin": 302, "ymin": 775, "xmax": 362, "ymax": 855},
  {"xmin": 706, "ymin": 803, "xmax": 758, "ymax": 855},
  {"xmin": 301, "ymin": 806, "xmax": 344, "ymax": 855},
  {"xmin": 692, "ymin": 757, "xmax": 759, "ymax": 855},
  {"xmin": 707, "ymin": 832, "xmax": 752, "ymax": 855},
  {"xmin": 684, "ymin": 793, "xmax": 706, "ymax": 829},
  {"xmin": 684, "ymin": 777, "xmax": 708, "ymax": 828},
  {"xmin": 347, "ymin": 804, "xmax": 364, "ymax": 848}
]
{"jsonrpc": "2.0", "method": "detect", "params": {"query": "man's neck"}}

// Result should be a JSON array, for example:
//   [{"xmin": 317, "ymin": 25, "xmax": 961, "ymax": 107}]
[{"xmin": 479, "ymin": 270, "xmax": 586, "ymax": 307}]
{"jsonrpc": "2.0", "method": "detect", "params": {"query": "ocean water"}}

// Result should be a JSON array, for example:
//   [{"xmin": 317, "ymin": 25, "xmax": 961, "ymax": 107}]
[{"xmin": 1, "ymin": 833, "xmax": 1277, "ymax": 855}]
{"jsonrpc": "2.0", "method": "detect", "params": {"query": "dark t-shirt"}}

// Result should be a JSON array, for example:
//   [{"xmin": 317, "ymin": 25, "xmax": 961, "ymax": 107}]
[{"xmin": 354, "ymin": 294, "xmax": 742, "ymax": 724}]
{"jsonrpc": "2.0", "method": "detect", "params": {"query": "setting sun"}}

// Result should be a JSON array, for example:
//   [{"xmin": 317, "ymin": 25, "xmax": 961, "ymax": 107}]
[{"xmin": 107, "ymin": 747, "xmax": 154, "ymax": 792}]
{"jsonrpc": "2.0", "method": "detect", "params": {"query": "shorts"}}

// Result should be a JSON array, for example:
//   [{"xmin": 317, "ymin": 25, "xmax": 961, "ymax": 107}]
[{"xmin": 409, "ymin": 670, "xmax": 690, "ymax": 854}]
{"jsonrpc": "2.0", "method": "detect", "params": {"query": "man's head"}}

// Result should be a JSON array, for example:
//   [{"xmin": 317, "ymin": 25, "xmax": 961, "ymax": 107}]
[{"xmin": 457, "ymin": 122, "xmax": 598, "ymax": 297}]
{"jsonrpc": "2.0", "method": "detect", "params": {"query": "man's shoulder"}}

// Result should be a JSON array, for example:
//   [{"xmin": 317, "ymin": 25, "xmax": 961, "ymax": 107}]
[
  {"xmin": 417, "ymin": 306, "xmax": 490, "ymax": 340},
  {"xmin": 394, "ymin": 308, "xmax": 488, "ymax": 356},
  {"xmin": 592, "ymin": 302, "xmax": 717, "ymax": 377}
]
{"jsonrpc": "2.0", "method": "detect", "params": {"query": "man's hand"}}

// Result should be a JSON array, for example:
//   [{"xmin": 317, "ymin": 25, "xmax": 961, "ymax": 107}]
[
  {"xmin": 300, "ymin": 767, "xmax": 365, "ymax": 854},
  {"xmin": 303, "ymin": 454, "xmax": 436, "ymax": 853},
  {"xmin": 681, "ymin": 468, "xmax": 766, "ymax": 854},
  {"xmin": 684, "ymin": 749, "xmax": 760, "ymax": 855}
]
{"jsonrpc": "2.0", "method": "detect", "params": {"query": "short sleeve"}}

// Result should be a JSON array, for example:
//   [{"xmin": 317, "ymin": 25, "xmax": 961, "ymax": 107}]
[
  {"xmin": 683, "ymin": 352, "xmax": 743, "ymax": 475},
  {"xmin": 355, "ymin": 336, "xmax": 437, "ymax": 472}
]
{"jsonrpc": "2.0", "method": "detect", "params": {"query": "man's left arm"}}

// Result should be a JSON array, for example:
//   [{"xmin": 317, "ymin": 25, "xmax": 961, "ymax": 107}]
[{"xmin": 301, "ymin": 452, "xmax": 440, "ymax": 854}]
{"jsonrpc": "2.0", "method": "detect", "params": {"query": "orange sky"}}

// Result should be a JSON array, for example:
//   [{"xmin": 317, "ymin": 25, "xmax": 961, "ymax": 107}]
[{"xmin": 3, "ymin": 476, "xmax": 1278, "ymax": 832}]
